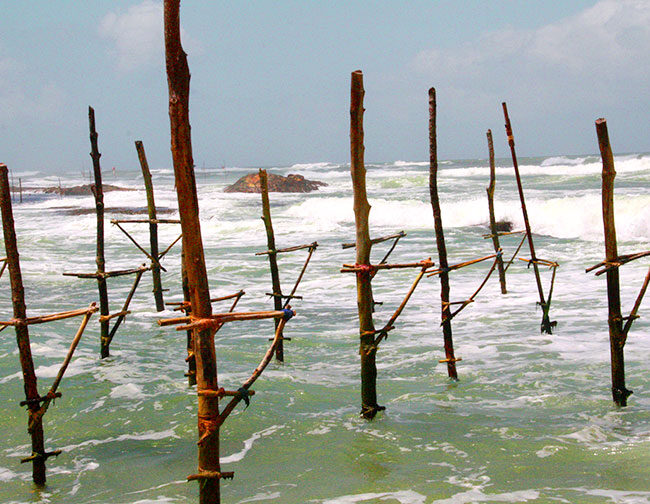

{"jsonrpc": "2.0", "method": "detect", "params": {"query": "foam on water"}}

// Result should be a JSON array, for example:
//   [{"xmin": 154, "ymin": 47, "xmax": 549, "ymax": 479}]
[{"xmin": 0, "ymin": 152, "xmax": 648, "ymax": 503}]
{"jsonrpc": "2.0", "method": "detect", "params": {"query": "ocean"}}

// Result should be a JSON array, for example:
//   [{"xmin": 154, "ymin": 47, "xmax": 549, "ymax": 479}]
[{"xmin": 1, "ymin": 153, "xmax": 649, "ymax": 503}]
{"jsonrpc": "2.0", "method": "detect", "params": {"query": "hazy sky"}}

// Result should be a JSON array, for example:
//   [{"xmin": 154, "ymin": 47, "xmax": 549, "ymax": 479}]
[{"xmin": 1, "ymin": 1, "xmax": 648, "ymax": 174}]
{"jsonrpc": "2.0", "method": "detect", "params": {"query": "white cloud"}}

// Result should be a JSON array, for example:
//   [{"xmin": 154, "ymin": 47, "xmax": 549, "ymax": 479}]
[
  {"xmin": 98, "ymin": 0, "xmax": 201, "ymax": 72},
  {"xmin": 414, "ymin": 0, "xmax": 650, "ymax": 94}
]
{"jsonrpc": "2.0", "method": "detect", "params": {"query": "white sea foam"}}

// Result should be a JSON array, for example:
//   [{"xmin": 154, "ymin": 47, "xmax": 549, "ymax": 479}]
[
  {"xmin": 221, "ymin": 425, "xmax": 283, "ymax": 463},
  {"xmin": 321, "ymin": 490, "xmax": 427, "ymax": 503},
  {"xmin": 109, "ymin": 383, "xmax": 146, "ymax": 400},
  {"xmin": 431, "ymin": 489, "xmax": 541, "ymax": 503},
  {"xmin": 58, "ymin": 429, "xmax": 179, "ymax": 452}
]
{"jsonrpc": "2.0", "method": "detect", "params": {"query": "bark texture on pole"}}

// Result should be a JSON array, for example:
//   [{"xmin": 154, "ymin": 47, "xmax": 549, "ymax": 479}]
[
  {"xmin": 428, "ymin": 88, "xmax": 458, "ymax": 380},
  {"xmin": 164, "ymin": 1, "xmax": 220, "ymax": 502},
  {"xmin": 88, "ymin": 107, "xmax": 112, "ymax": 357},
  {"xmin": 136, "ymin": 141, "xmax": 165, "ymax": 311},
  {"xmin": 259, "ymin": 169, "xmax": 284, "ymax": 361},
  {"xmin": 502, "ymin": 102, "xmax": 554, "ymax": 334},
  {"xmin": 486, "ymin": 129, "xmax": 507, "ymax": 294},
  {"xmin": 0, "ymin": 164, "xmax": 46, "ymax": 485},
  {"xmin": 350, "ymin": 70, "xmax": 382, "ymax": 418},
  {"xmin": 596, "ymin": 118, "xmax": 631, "ymax": 406}
]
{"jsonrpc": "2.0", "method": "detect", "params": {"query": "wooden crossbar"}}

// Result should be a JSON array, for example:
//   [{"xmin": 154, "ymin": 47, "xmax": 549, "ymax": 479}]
[
  {"xmin": 255, "ymin": 241, "xmax": 318, "ymax": 256},
  {"xmin": 63, "ymin": 265, "xmax": 150, "ymax": 279},
  {"xmin": 341, "ymin": 231, "xmax": 405, "ymax": 249},
  {"xmin": 111, "ymin": 218, "xmax": 181, "ymax": 224},
  {"xmin": 0, "ymin": 305, "xmax": 99, "ymax": 327},
  {"xmin": 341, "ymin": 259, "xmax": 434, "ymax": 273},
  {"xmin": 426, "ymin": 253, "xmax": 496, "ymax": 277}
]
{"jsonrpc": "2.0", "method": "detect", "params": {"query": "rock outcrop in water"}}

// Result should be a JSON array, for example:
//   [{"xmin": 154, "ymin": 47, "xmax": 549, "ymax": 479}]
[
  {"xmin": 224, "ymin": 172, "xmax": 327, "ymax": 193},
  {"xmin": 495, "ymin": 220, "xmax": 513, "ymax": 232},
  {"xmin": 41, "ymin": 184, "xmax": 135, "ymax": 196}
]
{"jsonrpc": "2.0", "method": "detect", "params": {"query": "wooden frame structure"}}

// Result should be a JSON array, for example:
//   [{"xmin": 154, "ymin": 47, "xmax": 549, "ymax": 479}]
[
  {"xmin": 109, "ymin": 140, "xmax": 182, "ymax": 312},
  {"xmin": 256, "ymin": 168, "xmax": 317, "ymax": 361},
  {"xmin": 586, "ymin": 118, "xmax": 649, "ymax": 406},
  {"xmin": 502, "ymin": 102, "xmax": 559, "ymax": 334},
  {"xmin": 63, "ymin": 107, "xmax": 150, "ymax": 358},
  {"xmin": 428, "ymin": 88, "xmax": 502, "ymax": 379},
  {"xmin": 342, "ymin": 71, "xmax": 435, "ymax": 418},
  {"xmin": 163, "ymin": 3, "xmax": 299, "ymax": 502},
  {"xmin": 0, "ymin": 163, "xmax": 97, "ymax": 485}
]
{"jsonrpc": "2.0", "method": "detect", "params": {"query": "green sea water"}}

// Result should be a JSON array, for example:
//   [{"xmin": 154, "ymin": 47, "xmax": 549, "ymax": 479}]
[{"xmin": 1, "ymin": 155, "xmax": 649, "ymax": 503}]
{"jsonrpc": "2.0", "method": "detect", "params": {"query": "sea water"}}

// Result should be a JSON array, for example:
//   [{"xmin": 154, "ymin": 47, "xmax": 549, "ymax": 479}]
[{"xmin": 0, "ymin": 153, "xmax": 648, "ymax": 503}]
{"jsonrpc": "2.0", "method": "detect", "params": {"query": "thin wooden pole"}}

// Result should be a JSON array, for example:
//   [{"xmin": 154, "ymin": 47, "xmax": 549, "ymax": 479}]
[
  {"xmin": 596, "ymin": 118, "xmax": 631, "ymax": 406},
  {"xmin": 429, "ymin": 88, "xmax": 458, "ymax": 380},
  {"xmin": 105, "ymin": 267, "xmax": 146, "ymax": 346},
  {"xmin": 136, "ymin": 140, "xmax": 165, "ymax": 311},
  {"xmin": 350, "ymin": 70, "xmax": 382, "ymax": 419},
  {"xmin": 19, "ymin": 178, "xmax": 22, "ymax": 203},
  {"xmin": 502, "ymin": 102, "xmax": 554, "ymax": 334},
  {"xmin": 88, "ymin": 106, "xmax": 112, "ymax": 357},
  {"xmin": 164, "ymin": 2, "xmax": 221, "ymax": 501},
  {"xmin": 259, "ymin": 169, "xmax": 284, "ymax": 361},
  {"xmin": 181, "ymin": 250, "xmax": 196, "ymax": 386},
  {"xmin": 0, "ymin": 164, "xmax": 47, "ymax": 485},
  {"xmin": 486, "ymin": 129, "xmax": 507, "ymax": 294}
]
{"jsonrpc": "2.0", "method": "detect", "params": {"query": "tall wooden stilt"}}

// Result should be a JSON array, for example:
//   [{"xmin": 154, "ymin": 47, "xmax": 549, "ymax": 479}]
[
  {"xmin": 88, "ymin": 107, "xmax": 112, "ymax": 357},
  {"xmin": 486, "ymin": 129, "xmax": 507, "ymax": 294},
  {"xmin": 0, "ymin": 164, "xmax": 46, "ymax": 485},
  {"xmin": 259, "ymin": 169, "xmax": 284, "ymax": 361},
  {"xmin": 502, "ymin": 102, "xmax": 555, "ymax": 334},
  {"xmin": 595, "ymin": 118, "xmax": 631, "ymax": 406},
  {"xmin": 350, "ymin": 70, "xmax": 382, "ymax": 419},
  {"xmin": 164, "ymin": 2, "xmax": 221, "ymax": 502},
  {"xmin": 428, "ymin": 88, "xmax": 458, "ymax": 380},
  {"xmin": 135, "ymin": 140, "xmax": 165, "ymax": 311}
]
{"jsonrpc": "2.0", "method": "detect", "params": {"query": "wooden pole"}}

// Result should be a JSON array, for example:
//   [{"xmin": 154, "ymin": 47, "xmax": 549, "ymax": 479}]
[
  {"xmin": 259, "ymin": 169, "xmax": 284, "ymax": 361},
  {"xmin": 429, "ymin": 88, "xmax": 458, "ymax": 379},
  {"xmin": 486, "ymin": 129, "xmax": 507, "ymax": 294},
  {"xmin": 595, "ymin": 118, "xmax": 631, "ymax": 406},
  {"xmin": 181, "ymin": 250, "xmax": 197, "ymax": 386},
  {"xmin": 502, "ymin": 102, "xmax": 554, "ymax": 334},
  {"xmin": 135, "ymin": 141, "xmax": 165, "ymax": 311},
  {"xmin": 164, "ymin": 2, "xmax": 221, "ymax": 501},
  {"xmin": 0, "ymin": 164, "xmax": 47, "ymax": 485},
  {"xmin": 88, "ymin": 106, "xmax": 112, "ymax": 357},
  {"xmin": 350, "ymin": 70, "xmax": 382, "ymax": 418}
]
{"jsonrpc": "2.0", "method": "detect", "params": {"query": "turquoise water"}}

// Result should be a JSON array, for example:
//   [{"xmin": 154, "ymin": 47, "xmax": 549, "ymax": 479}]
[{"xmin": 1, "ymin": 154, "xmax": 649, "ymax": 503}]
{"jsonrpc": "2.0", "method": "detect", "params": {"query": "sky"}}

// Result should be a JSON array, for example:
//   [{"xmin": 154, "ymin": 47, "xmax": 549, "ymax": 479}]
[{"xmin": 1, "ymin": 1, "xmax": 649, "ymax": 174}]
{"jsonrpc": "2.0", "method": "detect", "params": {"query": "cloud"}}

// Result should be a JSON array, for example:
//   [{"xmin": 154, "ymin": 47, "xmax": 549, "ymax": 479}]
[
  {"xmin": 98, "ymin": 0, "xmax": 201, "ymax": 72},
  {"xmin": 413, "ymin": 0, "xmax": 650, "ymax": 103}
]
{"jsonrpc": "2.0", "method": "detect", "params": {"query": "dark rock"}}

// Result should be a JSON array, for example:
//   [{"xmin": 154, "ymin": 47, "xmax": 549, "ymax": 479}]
[
  {"xmin": 495, "ymin": 220, "xmax": 513, "ymax": 232},
  {"xmin": 224, "ymin": 172, "xmax": 327, "ymax": 193},
  {"xmin": 59, "ymin": 206, "xmax": 175, "ymax": 216},
  {"xmin": 41, "ymin": 184, "xmax": 136, "ymax": 196}
]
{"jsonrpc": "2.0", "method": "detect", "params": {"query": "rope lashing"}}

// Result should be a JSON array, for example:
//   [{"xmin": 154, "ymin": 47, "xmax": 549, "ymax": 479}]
[
  {"xmin": 236, "ymin": 387, "xmax": 251, "ymax": 408},
  {"xmin": 355, "ymin": 264, "xmax": 376, "ymax": 276},
  {"xmin": 282, "ymin": 308, "xmax": 294, "ymax": 321}
]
